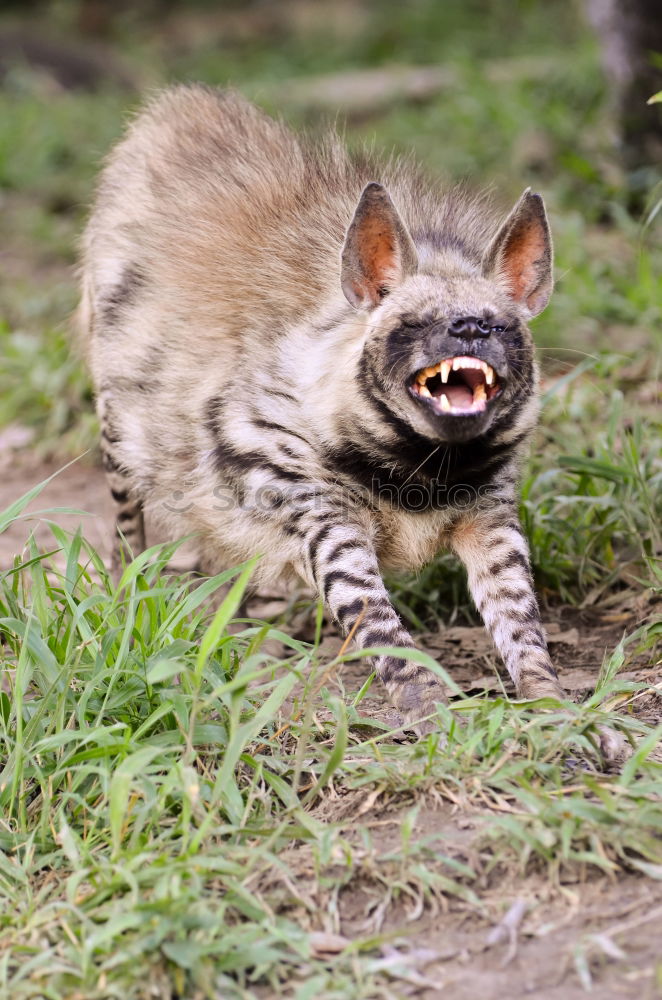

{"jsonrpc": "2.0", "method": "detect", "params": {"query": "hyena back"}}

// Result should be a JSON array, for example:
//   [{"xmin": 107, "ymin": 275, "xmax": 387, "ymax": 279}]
[{"xmin": 79, "ymin": 84, "xmax": 564, "ymax": 730}]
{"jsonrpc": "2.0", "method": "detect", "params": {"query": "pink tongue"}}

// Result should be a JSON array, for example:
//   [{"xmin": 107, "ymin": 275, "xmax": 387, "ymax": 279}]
[{"xmin": 443, "ymin": 385, "xmax": 473, "ymax": 408}]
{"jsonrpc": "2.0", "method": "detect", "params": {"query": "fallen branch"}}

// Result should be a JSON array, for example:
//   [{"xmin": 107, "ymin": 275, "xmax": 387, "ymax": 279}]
[{"xmin": 265, "ymin": 55, "xmax": 562, "ymax": 120}]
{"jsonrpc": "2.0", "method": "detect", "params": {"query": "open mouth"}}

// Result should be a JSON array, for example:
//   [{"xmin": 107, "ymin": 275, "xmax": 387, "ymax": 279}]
[{"xmin": 410, "ymin": 356, "xmax": 501, "ymax": 416}]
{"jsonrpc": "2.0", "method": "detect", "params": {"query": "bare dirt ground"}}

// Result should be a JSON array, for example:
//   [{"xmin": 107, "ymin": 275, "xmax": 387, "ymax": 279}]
[
  {"xmin": 2, "ymin": 451, "xmax": 661, "ymax": 999},
  {"xmin": 273, "ymin": 819, "xmax": 662, "ymax": 999},
  {"xmin": 0, "ymin": 448, "xmax": 116, "ymax": 566}
]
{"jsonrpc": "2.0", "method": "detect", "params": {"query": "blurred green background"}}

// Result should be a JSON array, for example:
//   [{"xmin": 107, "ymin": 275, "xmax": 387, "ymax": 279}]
[{"xmin": 0, "ymin": 0, "xmax": 660, "ymax": 459}]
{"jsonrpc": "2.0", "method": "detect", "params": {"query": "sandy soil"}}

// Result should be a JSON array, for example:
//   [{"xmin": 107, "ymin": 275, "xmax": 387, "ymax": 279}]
[{"xmin": 272, "ymin": 811, "xmax": 662, "ymax": 999}]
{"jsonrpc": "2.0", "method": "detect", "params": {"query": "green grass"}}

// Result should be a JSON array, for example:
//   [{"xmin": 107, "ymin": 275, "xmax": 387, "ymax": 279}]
[
  {"xmin": 1, "ymin": 1, "xmax": 661, "ymax": 995},
  {"xmin": 0, "ymin": 483, "xmax": 660, "ymax": 998}
]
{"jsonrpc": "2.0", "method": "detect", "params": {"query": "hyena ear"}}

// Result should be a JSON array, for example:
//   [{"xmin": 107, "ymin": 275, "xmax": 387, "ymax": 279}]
[
  {"xmin": 482, "ymin": 188, "xmax": 553, "ymax": 317},
  {"xmin": 341, "ymin": 182, "xmax": 418, "ymax": 310}
]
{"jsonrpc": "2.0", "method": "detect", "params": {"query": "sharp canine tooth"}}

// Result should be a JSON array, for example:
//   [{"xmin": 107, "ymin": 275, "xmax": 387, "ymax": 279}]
[
  {"xmin": 485, "ymin": 368, "xmax": 494, "ymax": 386},
  {"xmin": 419, "ymin": 384, "xmax": 432, "ymax": 398},
  {"xmin": 440, "ymin": 393, "xmax": 451, "ymax": 412},
  {"xmin": 474, "ymin": 383, "xmax": 487, "ymax": 402},
  {"xmin": 440, "ymin": 360, "xmax": 451, "ymax": 383}
]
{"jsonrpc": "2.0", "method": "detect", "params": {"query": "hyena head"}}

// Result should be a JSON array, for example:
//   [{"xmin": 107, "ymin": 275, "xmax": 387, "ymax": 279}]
[{"xmin": 341, "ymin": 183, "xmax": 553, "ymax": 445}]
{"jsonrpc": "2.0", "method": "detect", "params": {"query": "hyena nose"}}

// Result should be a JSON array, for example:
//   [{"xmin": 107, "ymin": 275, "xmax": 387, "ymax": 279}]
[{"xmin": 449, "ymin": 316, "xmax": 490, "ymax": 338}]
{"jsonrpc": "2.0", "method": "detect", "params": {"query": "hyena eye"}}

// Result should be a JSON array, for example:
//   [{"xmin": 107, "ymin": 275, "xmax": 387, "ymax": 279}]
[
  {"xmin": 400, "ymin": 316, "xmax": 423, "ymax": 331},
  {"xmin": 491, "ymin": 324, "xmax": 506, "ymax": 334}
]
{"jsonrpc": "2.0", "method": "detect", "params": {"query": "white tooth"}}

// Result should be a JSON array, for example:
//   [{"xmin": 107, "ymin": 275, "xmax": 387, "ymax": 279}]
[
  {"xmin": 485, "ymin": 368, "xmax": 494, "ymax": 386},
  {"xmin": 452, "ymin": 358, "xmax": 463, "ymax": 372},
  {"xmin": 440, "ymin": 393, "xmax": 451, "ymax": 412},
  {"xmin": 440, "ymin": 360, "xmax": 451, "ymax": 383},
  {"xmin": 419, "ymin": 384, "xmax": 432, "ymax": 398}
]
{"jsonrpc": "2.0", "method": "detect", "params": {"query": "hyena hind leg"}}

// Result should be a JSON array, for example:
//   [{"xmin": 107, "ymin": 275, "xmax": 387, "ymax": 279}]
[
  {"xmin": 98, "ymin": 395, "xmax": 146, "ymax": 576},
  {"xmin": 101, "ymin": 450, "xmax": 146, "ymax": 578}
]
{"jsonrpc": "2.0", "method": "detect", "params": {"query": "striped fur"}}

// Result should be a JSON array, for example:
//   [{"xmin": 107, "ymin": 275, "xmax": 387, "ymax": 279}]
[{"xmin": 78, "ymin": 84, "xmax": 564, "ymax": 731}]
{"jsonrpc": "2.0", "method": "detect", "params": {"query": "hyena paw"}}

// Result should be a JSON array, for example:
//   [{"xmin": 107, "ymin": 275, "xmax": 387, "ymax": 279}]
[
  {"xmin": 110, "ymin": 547, "xmax": 126, "ymax": 585},
  {"xmin": 597, "ymin": 725, "xmax": 629, "ymax": 768},
  {"xmin": 516, "ymin": 675, "xmax": 628, "ymax": 768},
  {"xmin": 389, "ymin": 674, "xmax": 448, "ymax": 738},
  {"xmin": 516, "ymin": 675, "xmax": 565, "ymax": 700}
]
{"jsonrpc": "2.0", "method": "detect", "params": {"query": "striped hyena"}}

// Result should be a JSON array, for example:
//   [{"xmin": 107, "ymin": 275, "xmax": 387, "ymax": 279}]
[{"xmin": 79, "ymin": 84, "xmax": 569, "ymax": 735}]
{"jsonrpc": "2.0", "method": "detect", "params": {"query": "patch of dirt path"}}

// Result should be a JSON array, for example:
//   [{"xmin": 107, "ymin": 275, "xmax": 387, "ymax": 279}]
[
  {"xmin": 0, "ymin": 453, "xmax": 115, "ymax": 569},
  {"xmin": 390, "ymin": 873, "xmax": 662, "ymax": 998}
]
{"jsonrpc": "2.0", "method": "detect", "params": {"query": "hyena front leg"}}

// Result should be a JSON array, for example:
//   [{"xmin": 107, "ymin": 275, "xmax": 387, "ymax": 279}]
[
  {"xmin": 450, "ymin": 507, "xmax": 563, "ymax": 700},
  {"xmin": 99, "ymin": 406, "xmax": 145, "ymax": 576},
  {"xmin": 303, "ymin": 516, "xmax": 446, "ymax": 731}
]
